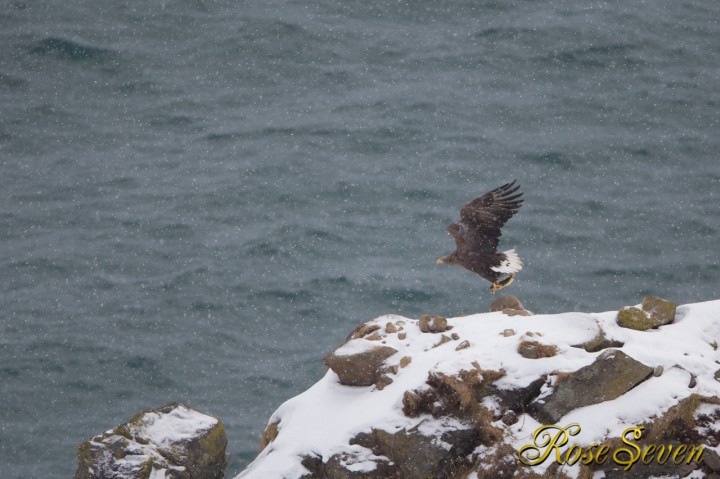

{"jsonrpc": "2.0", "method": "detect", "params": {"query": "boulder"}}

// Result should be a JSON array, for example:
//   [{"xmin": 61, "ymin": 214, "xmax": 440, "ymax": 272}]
[
  {"xmin": 490, "ymin": 295, "xmax": 534, "ymax": 316},
  {"xmin": 73, "ymin": 403, "xmax": 227, "ymax": 479},
  {"xmin": 490, "ymin": 295, "xmax": 525, "ymax": 312},
  {"xmin": 529, "ymin": 349, "xmax": 653, "ymax": 424},
  {"xmin": 617, "ymin": 295, "xmax": 677, "ymax": 330},
  {"xmin": 419, "ymin": 315, "xmax": 448, "ymax": 333},
  {"xmin": 642, "ymin": 295, "xmax": 676, "ymax": 327},
  {"xmin": 323, "ymin": 342, "xmax": 398, "ymax": 387}
]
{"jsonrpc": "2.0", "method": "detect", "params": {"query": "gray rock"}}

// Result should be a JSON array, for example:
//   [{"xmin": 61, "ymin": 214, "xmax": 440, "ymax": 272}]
[
  {"xmin": 324, "ymin": 345, "xmax": 398, "ymax": 386},
  {"xmin": 73, "ymin": 403, "xmax": 227, "ymax": 479},
  {"xmin": 642, "ymin": 295, "xmax": 677, "ymax": 327},
  {"xmin": 529, "ymin": 349, "xmax": 653, "ymax": 424}
]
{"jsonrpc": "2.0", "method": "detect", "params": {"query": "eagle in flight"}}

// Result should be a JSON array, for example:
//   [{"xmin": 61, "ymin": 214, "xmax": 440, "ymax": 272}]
[{"xmin": 436, "ymin": 181, "xmax": 523, "ymax": 294}]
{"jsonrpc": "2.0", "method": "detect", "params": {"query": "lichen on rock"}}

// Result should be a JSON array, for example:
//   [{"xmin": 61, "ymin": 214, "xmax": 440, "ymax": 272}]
[{"xmin": 617, "ymin": 295, "xmax": 677, "ymax": 330}]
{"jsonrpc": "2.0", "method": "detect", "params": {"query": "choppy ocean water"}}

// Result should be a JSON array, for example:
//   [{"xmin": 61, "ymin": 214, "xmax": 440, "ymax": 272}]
[{"xmin": 0, "ymin": 1, "xmax": 718, "ymax": 477}]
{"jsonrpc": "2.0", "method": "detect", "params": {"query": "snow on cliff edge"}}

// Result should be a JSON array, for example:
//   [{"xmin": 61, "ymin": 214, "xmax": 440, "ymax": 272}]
[{"xmin": 238, "ymin": 299, "xmax": 720, "ymax": 479}]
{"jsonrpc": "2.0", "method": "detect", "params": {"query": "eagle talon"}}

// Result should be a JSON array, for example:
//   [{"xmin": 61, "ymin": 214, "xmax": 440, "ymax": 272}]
[{"xmin": 490, "ymin": 273, "xmax": 515, "ymax": 294}]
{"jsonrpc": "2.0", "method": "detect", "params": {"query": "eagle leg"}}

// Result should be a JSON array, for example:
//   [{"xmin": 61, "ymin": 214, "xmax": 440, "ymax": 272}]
[{"xmin": 490, "ymin": 273, "xmax": 515, "ymax": 294}]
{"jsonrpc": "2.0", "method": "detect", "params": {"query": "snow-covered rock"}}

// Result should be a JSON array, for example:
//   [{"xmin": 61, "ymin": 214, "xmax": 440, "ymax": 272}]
[
  {"xmin": 239, "ymin": 297, "xmax": 720, "ymax": 479},
  {"xmin": 74, "ymin": 403, "xmax": 226, "ymax": 479}
]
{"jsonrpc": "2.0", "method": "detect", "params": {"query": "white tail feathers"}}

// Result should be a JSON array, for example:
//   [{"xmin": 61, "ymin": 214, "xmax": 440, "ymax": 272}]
[{"xmin": 491, "ymin": 249, "xmax": 523, "ymax": 274}]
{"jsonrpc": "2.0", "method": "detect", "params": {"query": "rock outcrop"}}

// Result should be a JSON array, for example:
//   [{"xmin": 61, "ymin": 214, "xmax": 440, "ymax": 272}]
[
  {"xmin": 74, "ymin": 403, "xmax": 227, "ymax": 479},
  {"xmin": 236, "ymin": 297, "xmax": 720, "ymax": 479}
]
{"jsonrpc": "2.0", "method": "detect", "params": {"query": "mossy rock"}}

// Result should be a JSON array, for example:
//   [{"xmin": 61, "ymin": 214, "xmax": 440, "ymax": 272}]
[
  {"xmin": 617, "ymin": 296, "xmax": 677, "ymax": 331},
  {"xmin": 617, "ymin": 306, "xmax": 653, "ymax": 331}
]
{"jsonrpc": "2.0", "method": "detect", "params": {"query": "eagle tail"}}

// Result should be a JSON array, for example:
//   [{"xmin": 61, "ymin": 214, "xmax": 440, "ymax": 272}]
[{"xmin": 491, "ymin": 249, "xmax": 523, "ymax": 274}]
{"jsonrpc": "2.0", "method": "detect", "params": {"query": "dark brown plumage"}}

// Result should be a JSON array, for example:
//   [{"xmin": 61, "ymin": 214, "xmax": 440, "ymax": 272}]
[{"xmin": 436, "ymin": 181, "xmax": 524, "ymax": 293}]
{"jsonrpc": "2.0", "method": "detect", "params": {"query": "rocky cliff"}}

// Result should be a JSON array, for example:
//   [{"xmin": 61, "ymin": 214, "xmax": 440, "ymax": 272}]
[
  {"xmin": 239, "ymin": 296, "xmax": 720, "ymax": 479},
  {"xmin": 74, "ymin": 403, "xmax": 227, "ymax": 479}
]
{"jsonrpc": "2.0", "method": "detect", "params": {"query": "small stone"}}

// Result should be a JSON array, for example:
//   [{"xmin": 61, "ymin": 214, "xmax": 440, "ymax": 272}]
[
  {"xmin": 712, "ymin": 340, "xmax": 718, "ymax": 350},
  {"xmin": 400, "ymin": 356, "xmax": 412, "ymax": 368},
  {"xmin": 689, "ymin": 374, "xmax": 697, "ymax": 388},
  {"xmin": 526, "ymin": 332, "xmax": 535, "ymax": 337},
  {"xmin": 433, "ymin": 334, "xmax": 452, "ymax": 348},
  {"xmin": 501, "ymin": 411, "xmax": 518, "ymax": 426},
  {"xmin": 419, "ymin": 315, "xmax": 432, "ymax": 332},
  {"xmin": 518, "ymin": 340, "xmax": 558, "ymax": 359},
  {"xmin": 375, "ymin": 374, "xmax": 393, "ymax": 390},
  {"xmin": 714, "ymin": 369, "xmax": 720, "ymax": 382},
  {"xmin": 653, "ymin": 365, "xmax": 664, "ymax": 377},
  {"xmin": 385, "ymin": 322, "xmax": 398, "ymax": 334},
  {"xmin": 365, "ymin": 331, "xmax": 382, "ymax": 341},
  {"xmin": 502, "ymin": 329, "xmax": 515, "ymax": 337},
  {"xmin": 451, "ymin": 332, "xmax": 460, "ymax": 340},
  {"xmin": 390, "ymin": 364, "xmax": 399, "ymax": 374},
  {"xmin": 398, "ymin": 332, "xmax": 407, "ymax": 340},
  {"xmin": 455, "ymin": 340, "xmax": 470, "ymax": 351}
]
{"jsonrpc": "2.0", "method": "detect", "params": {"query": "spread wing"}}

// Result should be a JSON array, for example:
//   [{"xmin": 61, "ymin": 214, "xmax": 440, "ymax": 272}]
[{"xmin": 448, "ymin": 181, "xmax": 523, "ymax": 254}]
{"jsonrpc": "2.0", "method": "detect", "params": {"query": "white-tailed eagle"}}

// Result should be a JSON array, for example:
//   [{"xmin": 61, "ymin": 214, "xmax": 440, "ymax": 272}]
[{"xmin": 436, "ymin": 181, "xmax": 523, "ymax": 293}]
